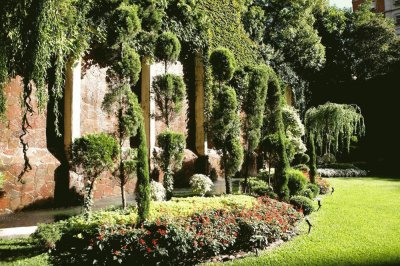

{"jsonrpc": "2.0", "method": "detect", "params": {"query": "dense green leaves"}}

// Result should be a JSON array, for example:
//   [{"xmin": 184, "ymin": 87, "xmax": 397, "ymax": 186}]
[
  {"xmin": 152, "ymin": 74, "xmax": 186, "ymax": 127},
  {"xmin": 156, "ymin": 131, "xmax": 186, "ymax": 200},
  {"xmin": 136, "ymin": 122, "xmax": 150, "ymax": 224},
  {"xmin": 70, "ymin": 133, "xmax": 119, "ymax": 215},
  {"xmin": 209, "ymin": 48, "xmax": 237, "ymax": 82},
  {"xmin": 154, "ymin": 32, "xmax": 181, "ymax": 64},
  {"xmin": 210, "ymin": 84, "xmax": 243, "ymax": 194},
  {"xmin": 305, "ymin": 102, "xmax": 365, "ymax": 155}
]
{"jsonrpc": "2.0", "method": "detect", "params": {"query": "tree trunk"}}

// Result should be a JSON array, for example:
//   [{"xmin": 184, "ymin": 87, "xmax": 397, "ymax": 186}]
[
  {"xmin": 121, "ymin": 183, "xmax": 126, "ymax": 209},
  {"xmin": 83, "ymin": 179, "xmax": 95, "ymax": 218},
  {"xmin": 223, "ymin": 149, "xmax": 232, "ymax": 194}
]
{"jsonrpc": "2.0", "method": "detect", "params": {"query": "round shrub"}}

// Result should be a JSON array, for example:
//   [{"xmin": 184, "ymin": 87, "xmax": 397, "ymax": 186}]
[
  {"xmin": 150, "ymin": 180, "xmax": 166, "ymax": 201},
  {"xmin": 155, "ymin": 32, "xmax": 181, "ymax": 63},
  {"xmin": 242, "ymin": 177, "xmax": 274, "ymax": 197},
  {"xmin": 301, "ymin": 188, "xmax": 313, "ymax": 199},
  {"xmin": 209, "ymin": 48, "xmax": 236, "ymax": 82},
  {"xmin": 189, "ymin": 174, "xmax": 214, "ymax": 196},
  {"xmin": 290, "ymin": 196, "xmax": 315, "ymax": 215},
  {"xmin": 109, "ymin": 3, "xmax": 141, "ymax": 44},
  {"xmin": 306, "ymin": 183, "xmax": 320, "ymax": 198},
  {"xmin": 287, "ymin": 169, "xmax": 307, "ymax": 196}
]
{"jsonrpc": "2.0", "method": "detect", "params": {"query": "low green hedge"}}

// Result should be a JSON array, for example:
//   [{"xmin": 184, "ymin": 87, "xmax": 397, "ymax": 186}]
[{"xmin": 290, "ymin": 196, "xmax": 315, "ymax": 215}]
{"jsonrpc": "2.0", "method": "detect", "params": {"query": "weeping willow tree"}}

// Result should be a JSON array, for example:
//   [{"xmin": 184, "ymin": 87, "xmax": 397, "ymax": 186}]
[{"xmin": 305, "ymin": 102, "xmax": 365, "ymax": 182}]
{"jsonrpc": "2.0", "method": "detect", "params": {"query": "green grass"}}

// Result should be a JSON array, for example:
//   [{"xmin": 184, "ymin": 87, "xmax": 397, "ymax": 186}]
[
  {"xmin": 216, "ymin": 178, "xmax": 400, "ymax": 266},
  {"xmin": 2, "ymin": 178, "xmax": 400, "ymax": 265},
  {"xmin": 0, "ymin": 238, "xmax": 48, "ymax": 266}
]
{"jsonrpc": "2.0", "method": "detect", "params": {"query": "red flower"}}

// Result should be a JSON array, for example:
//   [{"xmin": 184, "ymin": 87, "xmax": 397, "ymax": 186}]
[
  {"xmin": 113, "ymin": 250, "xmax": 120, "ymax": 255},
  {"xmin": 157, "ymin": 229, "xmax": 167, "ymax": 235},
  {"xmin": 151, "ymin": 239, "xmax": 158, "ymax": 247},
  {"xmin": 146, "ymin": 247, "xmax": 152, "ymax": 253},
  {"xmin": 139, "ymin": 239, "xmax": 146, "ymax": 245}
]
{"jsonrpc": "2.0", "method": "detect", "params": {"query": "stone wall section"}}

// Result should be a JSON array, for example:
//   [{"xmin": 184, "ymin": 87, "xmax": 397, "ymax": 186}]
[{"xmin": 0, "ymin": 77, "xmax": 59, "ymax": 213}]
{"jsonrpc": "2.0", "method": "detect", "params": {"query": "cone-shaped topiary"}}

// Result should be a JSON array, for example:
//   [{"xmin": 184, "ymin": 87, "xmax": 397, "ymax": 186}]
[{"xmin": 209, "ymin": 48, "xmax": 237, "ymax": 82}]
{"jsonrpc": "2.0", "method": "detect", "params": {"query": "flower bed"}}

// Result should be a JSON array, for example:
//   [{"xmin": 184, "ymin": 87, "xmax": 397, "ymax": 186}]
[{"xmin": 34, "ymin": 196, "xmax": 302, "ymax": 265}]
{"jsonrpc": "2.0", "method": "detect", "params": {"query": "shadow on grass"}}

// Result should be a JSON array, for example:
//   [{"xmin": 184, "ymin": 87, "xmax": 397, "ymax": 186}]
[{"xmin": 0, "ymin": 239, "xmax": 45, "ymax": 262}]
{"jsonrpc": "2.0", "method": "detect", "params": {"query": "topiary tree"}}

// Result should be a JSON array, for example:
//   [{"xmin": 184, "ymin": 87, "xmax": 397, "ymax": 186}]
[
  {"xmin": 152, "ymin": 31, "xmax": 186, "ymax": 199},
  {"xmin": 209, "ymin": 47, "xmax": 243, "ymax": 194},
  {"xmin": 209, "ymin": 47, "xmax": 236, "ymax": 84},
  {"xmin": 155, "ymin": 130, "xmax": 186, "ymax": 200},
  {"xmin": 308, "ymin": 133, "xmax": 317, "ymax": 184},
  {"xmin": 261, "ymin": 72, "xmax": 290, "ymax": 201},
  {"xmin": 102, "ymin": 84, "xmax": 142, "ymax": 209},
  {"xmin": 237, "ymin": 65, "xmax": 269, "ymax": 190},
  {"xmin": 305, "ymin": 102, "xmax": 365, "ymax": 183},
  {"xmin": 136, "ymin": 121, "xmax": 150, "ymax": 224},
  {"xmin": 152, "ymin": 73, "xmax": 186, "ymax": 127},
  {"xmin": 70, "ymin": 133, "xmax": 119, "ymax": 217},
  {"xmin": 154, "ymin": 31, "xmax": 181, "ymax": 72}
]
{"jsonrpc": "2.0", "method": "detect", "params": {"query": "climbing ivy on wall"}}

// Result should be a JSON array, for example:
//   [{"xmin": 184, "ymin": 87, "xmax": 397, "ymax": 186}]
[{"xmin": 197, "ymin": 0, "xmax": 261, "ymax": 67}]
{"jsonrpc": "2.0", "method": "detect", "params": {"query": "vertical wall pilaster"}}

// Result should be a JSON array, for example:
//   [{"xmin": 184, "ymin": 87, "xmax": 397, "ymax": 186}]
[
  {"xmin": 64, "ymin": 59, "xmax": 81, "ymax": 154},
  {"xmin": 194, "ymin": 53, "xmax": 208, "ymax": 156},
  {"xmin": 141, "ymin": 56, "xmax": 156, "ymax": 157}
]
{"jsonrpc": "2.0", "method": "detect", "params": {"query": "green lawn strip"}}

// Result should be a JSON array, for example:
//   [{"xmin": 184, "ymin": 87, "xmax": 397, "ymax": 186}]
[
  {"xmin": 0, "ymin": 238, "xmax": 48, "ymax": 266},
  {"xmin": 216, "ymin": 178, "xmax": 400, "ymax": 266}
]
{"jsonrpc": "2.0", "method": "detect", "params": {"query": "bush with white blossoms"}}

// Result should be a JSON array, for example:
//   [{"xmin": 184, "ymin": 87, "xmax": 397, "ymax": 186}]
[
  {"xmin": 318, "ymin": 168, "xmax": 368, "ymax": 177},
  {"xmin": 189, "ymin": 174, "xmax": 214, "ymax": 196},
  {"xmin": 150, "ymin": 180, "xmax": 166, "ymax": 201}
]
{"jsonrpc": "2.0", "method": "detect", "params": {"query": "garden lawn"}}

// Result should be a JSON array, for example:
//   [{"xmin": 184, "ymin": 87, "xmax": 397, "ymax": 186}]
[{"xmin": 217, "ymin": 177, "xmax": 400, "ymax": 266}]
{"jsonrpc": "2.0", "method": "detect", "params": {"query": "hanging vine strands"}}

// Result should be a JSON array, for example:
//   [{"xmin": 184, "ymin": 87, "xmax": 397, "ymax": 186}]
[{"xmin": 305, "ymin": 102, "xmax": 365, "ymax": 155}]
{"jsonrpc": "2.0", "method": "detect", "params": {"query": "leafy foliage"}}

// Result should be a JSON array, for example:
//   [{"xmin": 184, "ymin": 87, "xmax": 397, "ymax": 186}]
[
  {"xmin": 154, "ymin": 31, "xmax": 181, "ymax": 64},
  {"xmin": 282, "ymin": 106, "xmax": 307, "ymax": 162},
  {"xmin": 102, "ymin": 84, "xmax": 143, "ymax": 208},
  {"xmin": 287, "ymin": 169, "xmax": 308, "ymax": 197},
  {"xmin": 290, "ymin": 195, "xmax": 315, "ymax": 215},
  {"xmin": 210, "ymin": 84, "xmax": 243, "ymax": 194},
  {"xmin": 152, "ymin": 74, "xmax": 186, "ymax": 127},
  {"xmin": 261, "ymin": 73, "xmax": 290, "ymax": 200},
  {"xmin": 314, "ymin": 3, "xmax": 400, "ymax": 83},
  {"xmin": 70, "ymin": 133, "xmax": 119, "ymax": 215},
  {"xmin": 156, "ymin": 131, "xmax": 186, "ymax": 200},
  {"xmin": 150, "ymin": 180, "xmax": 166, "ymax": 202},
  {"xmin": 305, "ymin": 102, "xmax": 365, "ymax": 155},
  {"xmin": 209, "ymin": 48, "xmax": 237, "ymax": 82},
  {"xmin": 38, "ymin": 196, "xmax": 301, "ymax": 265},
  {"xmin": 136, "ymin": 122, "xmax": 151, "ymax": 224},
  {"xmin": 239, "ymin": 65, "xmax": 269, "ymax": 185},
  {"xmin": 189, "ymin": 174, "xmax": 214, "ymax": 196}
]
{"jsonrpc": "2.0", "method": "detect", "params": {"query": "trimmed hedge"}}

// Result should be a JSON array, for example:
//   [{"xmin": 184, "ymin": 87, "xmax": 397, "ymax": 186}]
[
  {"xmin": 287, "ymin": 169, "xmax": 308, "ymax": 196},
  {"xmin": 290, "ymin": 196, "xmax": 315, "ymax": 215}
]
